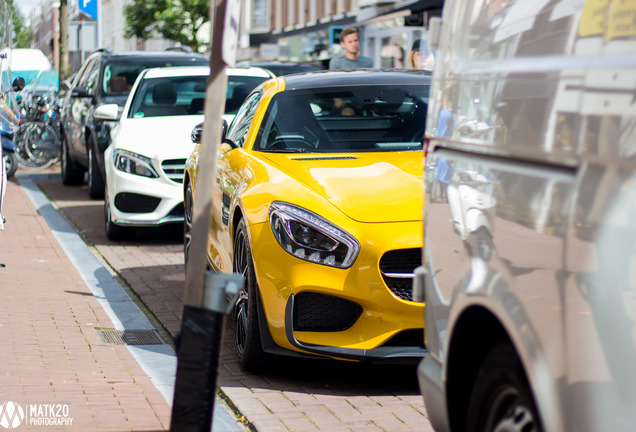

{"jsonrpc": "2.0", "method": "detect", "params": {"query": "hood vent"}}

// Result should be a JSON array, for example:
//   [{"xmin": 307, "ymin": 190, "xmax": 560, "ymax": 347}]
[{"xmin": 292, "ymin": 156, "xmax": 357, "ymax": 161}]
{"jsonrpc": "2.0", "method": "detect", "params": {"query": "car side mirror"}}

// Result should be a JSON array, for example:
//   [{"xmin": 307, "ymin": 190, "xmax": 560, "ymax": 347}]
[
  {"xmin": 71, "ymin": 85, "xmax": 90, "ymax": 98},
  {"xmin": 94, "ymin": 104, "xmax": 119, "ymax": 121},
  {"xmin": 221, "ymin": 119, "xmax": 238, "ymax": 148},
  {"xmin": 190, "ymin": 120, "xmax": 237, "ymax": 148},
  {"xmin": 190, "ymin": 122, "xmax": 203, "ymax": 144},
  {"xmin": 12, "ymin": 77, "xmax": 26, "ymax": 92}
]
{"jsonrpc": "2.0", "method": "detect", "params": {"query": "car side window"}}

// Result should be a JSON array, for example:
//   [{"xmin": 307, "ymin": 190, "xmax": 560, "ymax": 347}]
[
  {"xmin": 76, "ymin": 58, "xmax": 97, "ymax": 87},
  {"xmin": 83, "ymin": 60, "xmax": 101, "ymax": 96},
  {"xmin": 226, "ymin": 91, "xmax": 262, "ymax": 148}
]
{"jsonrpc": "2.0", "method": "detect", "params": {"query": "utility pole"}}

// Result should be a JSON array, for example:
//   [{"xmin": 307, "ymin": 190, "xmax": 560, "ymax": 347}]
[
  {"xmin": 170, "ymin": 0, "xmax": 243, "ymax": 430},
  {"xmin": 59, "ymin": 0, "xmax": 68, "ymax": 79}
]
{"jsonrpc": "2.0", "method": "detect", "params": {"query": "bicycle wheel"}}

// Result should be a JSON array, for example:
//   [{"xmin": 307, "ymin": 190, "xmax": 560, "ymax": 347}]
[{"xmin": 14, "ymin": 121, "xmax": 61, "ymax": 170}]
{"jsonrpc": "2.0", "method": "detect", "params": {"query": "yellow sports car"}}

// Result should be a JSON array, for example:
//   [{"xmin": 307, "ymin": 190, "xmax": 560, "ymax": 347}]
[{"xmin": 184, "ymin": 70, "xmax": 430, "ymax": 370}]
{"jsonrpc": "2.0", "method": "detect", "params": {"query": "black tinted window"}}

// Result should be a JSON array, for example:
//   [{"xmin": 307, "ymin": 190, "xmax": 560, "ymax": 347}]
[
  {"xmin": 101, "ymin": 58, "xmax": 208, "ymax": 100},
  {"xmin": 256, "ymin": 85, "xmax": 429, "ymax": 153},
  {"xmin": 128, "ymin": 76, "xmax": 208, "ymax": 118}
]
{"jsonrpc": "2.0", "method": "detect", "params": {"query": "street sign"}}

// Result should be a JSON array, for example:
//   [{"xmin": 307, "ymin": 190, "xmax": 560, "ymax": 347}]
[
  {"xmin": 222, "ymin": 0, "xmax": 241, "ymax": 66},
  {"xmin": 79, "ymin": 0, "xmax": 97, "ymax": 20}
]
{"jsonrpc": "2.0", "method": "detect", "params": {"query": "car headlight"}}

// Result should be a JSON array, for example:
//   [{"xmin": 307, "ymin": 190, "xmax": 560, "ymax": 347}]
[
  {"xmin": 113, "ymin": 149, "xmax": 159, "ymax": 178},
  {"xmin": 269, "ymin": 202, "xmax": 359, "ymax": 268}
]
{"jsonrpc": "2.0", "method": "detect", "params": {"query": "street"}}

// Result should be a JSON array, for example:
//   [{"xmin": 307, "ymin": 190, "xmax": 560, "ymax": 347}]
[{"xmin": 29, "ymin": 167, "xmax": 434, "ymax": 432}]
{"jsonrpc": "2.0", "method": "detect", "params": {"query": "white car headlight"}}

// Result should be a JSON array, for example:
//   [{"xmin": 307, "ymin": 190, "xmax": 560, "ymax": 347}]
[
  {"xmin": 269, "ymin": 201, "xmax": 359, "ymax": 268},
  {"xmin": 113, "ymin": 149, "xmax": 159, "ymax": 178}
]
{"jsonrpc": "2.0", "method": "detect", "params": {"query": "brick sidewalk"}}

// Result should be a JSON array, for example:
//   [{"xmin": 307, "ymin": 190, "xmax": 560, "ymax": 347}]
[{"xmin": 0, "ymin": 176, "xmax": 171, "ymax": 430}]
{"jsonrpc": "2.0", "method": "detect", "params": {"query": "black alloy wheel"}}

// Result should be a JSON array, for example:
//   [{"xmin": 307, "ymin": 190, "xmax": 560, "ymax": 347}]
[
  {"xmin": 183, "ymin": 182, "xmax": 193, "ymax": 263},
  {"xmin": 233, "ymin": 218, "xmax": 269, "ymax": 372},
  {"xmin": 466, "ymin": 343, "xmax": 543, "ymax": 432},
  {"xmin": 60, "ymin": 137, "xmax": 84, "ymax": 185},
  {"xmin": 87, "ymin": 140, "xmax": 104, "ymax": 199}
]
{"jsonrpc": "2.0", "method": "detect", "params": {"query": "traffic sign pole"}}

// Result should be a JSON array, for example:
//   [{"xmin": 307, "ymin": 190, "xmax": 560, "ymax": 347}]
[{"xmin": 170, "ymin": 0, "xmax": 244, "ymax": 430}]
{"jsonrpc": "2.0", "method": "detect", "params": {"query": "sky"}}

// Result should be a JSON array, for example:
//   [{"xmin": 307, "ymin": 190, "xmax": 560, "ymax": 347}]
[{"xmin": 15, "ymin": 0, "xmax": 40, "ymax": 19}]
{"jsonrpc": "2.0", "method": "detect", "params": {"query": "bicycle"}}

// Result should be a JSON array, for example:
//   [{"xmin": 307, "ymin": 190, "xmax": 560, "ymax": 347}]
[
  {"xmin": 13, "ymin": 91, "xmax": 61, "ymax": 170},
  {"xmin": 13, "ymin": 120, "xmax": 60, "ymax": 170}
]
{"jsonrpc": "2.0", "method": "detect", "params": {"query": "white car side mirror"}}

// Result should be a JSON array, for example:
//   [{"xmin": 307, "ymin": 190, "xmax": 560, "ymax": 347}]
[{"xmin": 94, "ymin": 104, "xmax": 120, "ymax": 121}]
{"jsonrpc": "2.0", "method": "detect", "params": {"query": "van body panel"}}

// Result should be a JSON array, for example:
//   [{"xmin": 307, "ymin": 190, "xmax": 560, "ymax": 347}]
[{"xmin": 419, "ymin": 0, "xmax": 636, "ymax": 431}]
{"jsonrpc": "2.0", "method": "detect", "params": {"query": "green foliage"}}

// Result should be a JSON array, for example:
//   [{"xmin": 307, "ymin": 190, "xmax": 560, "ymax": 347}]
[
  {"xmin": 7, "ymin": 0, "xmax": 33, "ymax": 48},
  {"xmin": 124, "ymin": 0, "xmax": 209, "ymax": 51}
]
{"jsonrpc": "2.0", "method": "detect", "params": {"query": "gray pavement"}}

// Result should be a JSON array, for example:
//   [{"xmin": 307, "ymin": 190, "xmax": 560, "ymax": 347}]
[{"xmin": 1, "ymin": 172, "xmax": 243, "ymax": 431}]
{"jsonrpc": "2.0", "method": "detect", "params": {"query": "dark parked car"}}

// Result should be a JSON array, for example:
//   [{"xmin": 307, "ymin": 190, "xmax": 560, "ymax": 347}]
[{"xmin": 59, "ymin": 49, "xmax": 208, "ymax": 198}]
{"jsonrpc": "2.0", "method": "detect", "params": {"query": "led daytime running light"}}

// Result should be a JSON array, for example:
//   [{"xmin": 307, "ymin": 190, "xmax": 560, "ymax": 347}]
[{"xmin": 113, "ymin": 149, "xmax": 159, "ymax": 178}]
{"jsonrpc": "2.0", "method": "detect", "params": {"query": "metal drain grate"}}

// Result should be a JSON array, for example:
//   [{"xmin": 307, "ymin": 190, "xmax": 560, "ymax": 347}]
[{"xmin": 97, "ymin": 329, "xmax": 164, "ymax": 345}]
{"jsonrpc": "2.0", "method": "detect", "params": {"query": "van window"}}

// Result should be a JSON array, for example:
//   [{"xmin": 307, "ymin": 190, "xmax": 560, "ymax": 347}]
[{"xmin": 460, "ymin": 1, "xmax": 577, "ymax": 62}]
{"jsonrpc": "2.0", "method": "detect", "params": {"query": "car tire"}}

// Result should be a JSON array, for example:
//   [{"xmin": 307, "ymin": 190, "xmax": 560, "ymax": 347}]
[
  {"xmin": 183, "ymin": 182, "xmax": 193, "ymax": 263},
  {"xmin": 466, "ymin": 343, "xmax": 543, "ymax": 432},
  {"xmin": 104, "ymin": 187, "xmax": 128, "ymax": 241},
  {"xmin": 87, "ymin": 139, "xmax": 104, "ymax": 199},
  {"xmin": 4, "ymin": 150, "xmax": 18, "ymax": 179},
  {"xmin": 60, "ymin": 137, "xmax": 84, "ymax": 186},
  {"xmin": 233, "ymin": 218, "xmax": 270, "ymax": 372}
]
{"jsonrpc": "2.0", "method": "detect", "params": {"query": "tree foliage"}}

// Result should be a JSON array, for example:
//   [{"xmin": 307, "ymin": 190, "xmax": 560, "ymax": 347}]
[
  {"xmin": 7, "ymin": 0, "xmax": 33, "ymax": 48},
  {"xmin": 124, "ymin": 0, "xmax": 209, "ymax": 51}
]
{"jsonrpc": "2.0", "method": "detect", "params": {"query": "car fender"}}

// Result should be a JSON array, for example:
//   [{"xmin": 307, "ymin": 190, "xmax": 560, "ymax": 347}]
[{"xmin": 445, "ymin": 270, "xmax": 565, "ymax": 432}]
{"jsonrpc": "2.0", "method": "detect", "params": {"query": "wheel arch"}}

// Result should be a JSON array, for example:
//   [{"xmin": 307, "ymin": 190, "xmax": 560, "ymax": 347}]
[
  {"xmin": 231, "ymin": 204, "xmax": 246, "ymax": 246},
  {"xmin": 183, "ymin": 171, "xmax": 191, "ymax": 198},
  {"xmin": 84, "ymin": 126, "xmax": 95, "ymax": 165},
  {"xmin": 446, "ymin": 305, "xmax": 513, "ymax": 432}
]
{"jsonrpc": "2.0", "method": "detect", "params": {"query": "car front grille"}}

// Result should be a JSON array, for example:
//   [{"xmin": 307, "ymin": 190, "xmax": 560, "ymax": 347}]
[
  {"xmin": 114, "ymin": 193, "xmax": 161, "ymax": 213},
  {"xmin": 161, "ymin": 158, "xmax": 186, "ymax": 184},
  {"xmin": 379, "ymin": 248, "xmax": 422, "ymax": 302},
  {"xmin": 293, "ymin": 292, "xmax": 362, "ymax": 332}
]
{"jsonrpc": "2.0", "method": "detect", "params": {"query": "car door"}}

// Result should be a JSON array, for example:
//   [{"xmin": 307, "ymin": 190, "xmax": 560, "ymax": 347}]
[{"xmin": 208, "ymin": 91, "xmax": 263, "ymax": 273}]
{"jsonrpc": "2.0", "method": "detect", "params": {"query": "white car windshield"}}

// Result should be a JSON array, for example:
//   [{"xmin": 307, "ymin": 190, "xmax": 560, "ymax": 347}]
[{"xmin": 128, "ymin": 75, "xmax": 268, "ymax": 118}]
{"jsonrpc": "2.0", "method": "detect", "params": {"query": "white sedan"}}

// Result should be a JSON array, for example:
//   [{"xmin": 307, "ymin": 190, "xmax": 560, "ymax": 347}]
[{"xmin": 100, "ymin": 66, "xmax": 273, "ymax": 240}]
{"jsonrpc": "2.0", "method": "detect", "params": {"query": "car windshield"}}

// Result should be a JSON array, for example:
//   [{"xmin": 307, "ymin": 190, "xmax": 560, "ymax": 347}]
[
  {"xmin": 225, "ymin": 76, "xmax": 271, "ymax": 114},
  {"xmin": 128, "ymin": 74, "xmax": 268, "ymax": 118},
  {"xmin": 128, "ymin": 76, "xmax": 208, "ymax": 118},
  {"xmin": 255, "ymin": 84, "xmax": 429, "ymax": 153},
  {"xmin": 101, "ymin": 58, "xmax": 207, "ymax": 102}
]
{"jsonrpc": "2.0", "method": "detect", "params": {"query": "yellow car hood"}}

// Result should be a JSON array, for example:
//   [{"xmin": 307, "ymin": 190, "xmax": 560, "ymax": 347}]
[{"xmin": 260, "ymin": 152, "xmax": 423, "ymax": 223}]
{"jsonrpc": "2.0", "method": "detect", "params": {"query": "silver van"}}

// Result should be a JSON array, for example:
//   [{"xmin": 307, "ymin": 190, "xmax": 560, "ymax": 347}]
[{"xmin": 417, "ymin": 1, "xmax": 636, "ymax": 431}]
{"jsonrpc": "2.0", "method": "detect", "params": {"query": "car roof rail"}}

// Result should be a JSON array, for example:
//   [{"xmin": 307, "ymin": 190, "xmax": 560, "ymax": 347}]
[
  {"xmin": 165, "ymin": 46, "xmax": 193, "ymax": 53},
  {"xmin": 94, "ymin": 47, "xmax": 113, "ymax": 54}
]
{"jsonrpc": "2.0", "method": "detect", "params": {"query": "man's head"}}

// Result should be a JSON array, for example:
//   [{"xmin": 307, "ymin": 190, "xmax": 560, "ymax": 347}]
[{"xmin": 339, "ymin": 27, "xmax": 360, "ymax": 59}]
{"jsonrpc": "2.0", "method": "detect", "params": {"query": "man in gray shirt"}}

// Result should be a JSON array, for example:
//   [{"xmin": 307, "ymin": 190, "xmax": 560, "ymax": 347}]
[{"xmin": 329, "ymin": 27, "xmax": 373, "ymax": 69}]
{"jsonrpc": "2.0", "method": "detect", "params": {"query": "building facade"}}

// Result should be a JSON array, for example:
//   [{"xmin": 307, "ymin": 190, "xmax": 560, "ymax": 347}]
[
  {"xmin": 27, "ymin": 0, "xmax": 443, "ymax": 76},
  {"xmin": 241, "ymin": 0, "xmax": 443, "ymax": 67}
]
